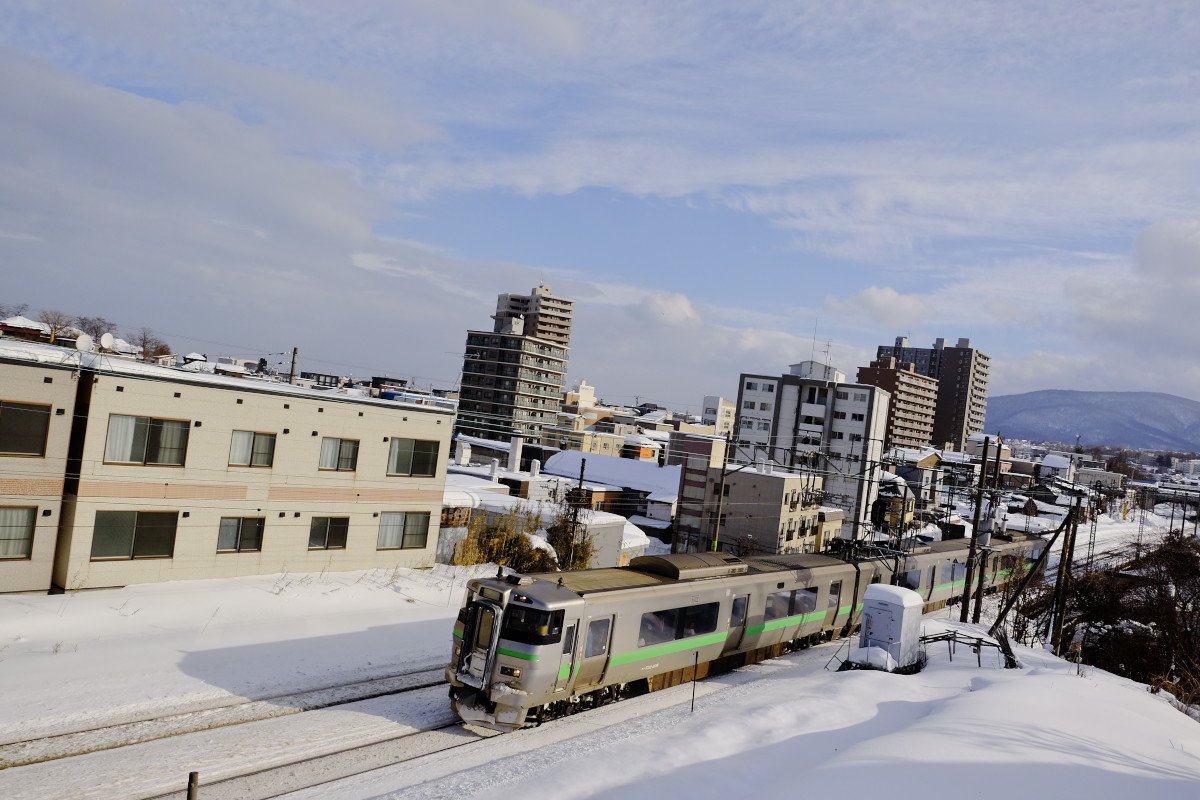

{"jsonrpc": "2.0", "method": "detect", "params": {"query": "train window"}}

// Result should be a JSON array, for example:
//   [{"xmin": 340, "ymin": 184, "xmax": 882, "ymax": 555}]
[
  {"xmin": 796, "ymin": 587, "xmax": 818, "ymax": 614},
  {"xmin": 639, "ymin": 608, "xmax": 679, "ymax": 647},
  {"xmin": 500, "ymin": 605, "xmax": 565, "ymax": 646},
  {"xmin": 730, "ymin": 596, "xmax": 748, "ymax": 628},
  {"xmin": 902, "ymin": 569, "xmax": 923, "ymax": 591},
  {"xmin": 765, "ymin": 590, "xmax": 793, "ymax": 621},
  {"xmin": 951, "ymin": 562, "xmax": 965, "ymax": 582},
  {"xmin": 638, "ymin": 602, "xmax": 721, "ymax": 647},
  {"xmin": 585, "ymin": 619, "xmax": 611, "ymax": 658},
  {"xmin": 828, "ymin": 581, "xmax": 842, "ymax": 611},
  {"xmin": 681, "ymin": 603, "xmax": 719, "ymax": 637},
  {"xmin": 562, "ymin": 623, "xmax": 576, "ymax": 655}
]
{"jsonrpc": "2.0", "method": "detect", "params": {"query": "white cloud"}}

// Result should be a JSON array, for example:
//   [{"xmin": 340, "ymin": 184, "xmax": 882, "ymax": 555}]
[{"xmin": 824, "ymin": 286, "xmax": 933, "ymax": 329}]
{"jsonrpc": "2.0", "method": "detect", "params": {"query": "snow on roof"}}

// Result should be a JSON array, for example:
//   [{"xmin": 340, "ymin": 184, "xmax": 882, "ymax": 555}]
[
  {"xmin": 885, "ymin": 446, "xmax": 939, "ymax": 464},
  {"xmin": 1, "ymin": 315, "xmax": 49, "ymax": 332},
  {"xmin": 624, "ymin": 433, "xmax": 664, "ymax": 448},
  {"xmin": 627, "ymin": 514, "xmax": 671, "ymax": 529},
  {"xmin": 619, "ymin": 522, "xmax": 650, "ymax": 550},
  {"xmin": 0, "ymin": 338, "xmax": 455, "ymax": 415},
  {"xmin": 1041, "ymin": 454, "xmax": 1072, "ymax": 469},
  {"xmin": 542, "ymin": 450, "xmax": 681, "ymax": 496}
]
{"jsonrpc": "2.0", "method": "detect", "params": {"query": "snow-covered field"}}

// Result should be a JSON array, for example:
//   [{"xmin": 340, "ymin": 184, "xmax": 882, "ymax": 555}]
[{"xmin": 0, "ymin": 511, "xmax": 1197, "ymax": 799}]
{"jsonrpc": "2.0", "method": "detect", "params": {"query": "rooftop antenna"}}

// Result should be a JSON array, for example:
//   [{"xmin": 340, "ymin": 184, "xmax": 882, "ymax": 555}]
[
  {"xmin": 810, "ymin": 318, "xmax": 819, "ymax": 362},
  {"xmin": 821, "ymin": 339, "xmax": 833, "ymax": 367},
  {"xmin": 99, "ymin": 332, "xmax": 115, "ymax": 351},
  {"xmin": 75, "ymin": 333, "xmax": 95, "ymax": 354}
]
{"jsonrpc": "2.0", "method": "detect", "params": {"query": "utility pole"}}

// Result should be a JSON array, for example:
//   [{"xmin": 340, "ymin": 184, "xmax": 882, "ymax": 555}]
[
  {"xmin": 288, "ymin": 347, "xmax": 298, "ymax": 385},
  {"xmin": 566, "ymin": 458, "xmax": 586, "ymax": 569},
  {"xmin": 960, "ymin": 437, "xmax": 990, "ymax": 623},
  {"xmin": 711, "ymin": 433, "xmax": 733, "ymax": 552},
  {"xmin": 970, "ymin": 441, "xmax": 1003, "ymax": 624},
  {"xmin": 1050, "ymin": 497, "xmax": 1082, "ymax": 656}
]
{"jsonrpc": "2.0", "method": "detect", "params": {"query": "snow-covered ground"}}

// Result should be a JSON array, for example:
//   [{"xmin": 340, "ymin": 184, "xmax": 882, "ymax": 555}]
[{"xmin": 0, "ymin": 512, "xmax": 1197, "ymax": 799}]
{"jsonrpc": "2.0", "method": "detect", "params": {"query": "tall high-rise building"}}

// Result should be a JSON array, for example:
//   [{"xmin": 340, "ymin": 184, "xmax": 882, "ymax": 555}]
[
  {"xmin": 457, "ymin": 285, "xmax": 574, "ymax": 441},
  {"xmin": 856, "ymin": 356, "xmax": 939, "ymax": 450},
  {"xmin": 875, "ymin": 337, "xmax": 990, "ymax": 450},
  {"xmin": 733, "ymin": 361, "xmax": 889, "ymax": 539}
]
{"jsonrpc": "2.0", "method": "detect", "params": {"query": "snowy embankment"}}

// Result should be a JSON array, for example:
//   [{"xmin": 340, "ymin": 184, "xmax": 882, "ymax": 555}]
[{"xmin": 0, "ymin": 533, "xmax": 1197, "ymax": 799}]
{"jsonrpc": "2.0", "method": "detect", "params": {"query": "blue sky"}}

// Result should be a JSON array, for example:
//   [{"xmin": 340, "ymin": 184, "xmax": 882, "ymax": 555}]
[{"xmin": 2, "ymin": 2, "xmax": 1200, "ymax": 410}]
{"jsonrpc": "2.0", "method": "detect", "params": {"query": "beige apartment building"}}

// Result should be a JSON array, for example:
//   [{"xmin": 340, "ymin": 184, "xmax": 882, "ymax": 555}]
[
  {"xmin": 0, "ymin": 353, "xmax": 77, "ymax": 592},
  {"xmin": 0, "ymin": 340, "xmax": 454, "ymax": 593}
]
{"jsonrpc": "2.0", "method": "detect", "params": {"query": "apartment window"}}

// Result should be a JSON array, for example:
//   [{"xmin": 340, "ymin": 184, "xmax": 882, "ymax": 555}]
[
  {"xmin": 742, "ymin": 400, "xmax": 755, "ymax": 410},
  {"xmin": 91, "ymin": 511, "xmax": 178, "ymax": 559},
  {"xmin": 835, "ymin": 391, "xmax": 848, "ymax": 400},
  {"xmin": 745, "ymin": 381, "xmax": 758, "ymax": 391},
  {"xmin": 104, "ymin": 415, "xmax": 189, "ymax": 466},
  {"xmin": 377, "ymin": 511, "xmax": 431, "ymax": 549},
  {"xmin": 0, "ymin": 507, "xmax": 35, "ymax": 559},
  {"xmin": 831, "ymin": 431, "xmax": 845, "ymax": 440},
  {"xmin": 309, "ymin": 517, "xmax": 349, "ymax": 549},
  {"xmin": 229, "ymin": 431, "xmax": 276, "ymax": 467},
  {"xmin": 765, "ymin": 384, "xmax": 775, "ymax": 393},
  {"xmin": 854, "ymin": 393, "xmax": 868, "ymax": 402},
  {"xmin": 741, "ymin": 418, "xmax": 754, "ymax": 429},
  {"xmin": 217, "ymin": 517, "xmax": 264, "ymax": 552},
  {"xmin": 387, "ymin": 438, "xmax": 440, "ymax": 477},
  {"xmin": 850, "ymin": 433, "xmax": 863, "ymax": 442},
  {"xmin": 759, "ymin": 402, "xmax": 771, "ymax": 411},
  {"xmin": 319, "ymin": 438, "xmax": 359, "ymax": 471},
  {"xmin": 851, "ymin": 413, "xmax": 865, "ymax": 422},
  {"xmin": 833, "ymin": 411, "xmax": 846, "ymax": 420},
  {"xmin": 0, "ymin": 401, "xmax": 51, "ymax": 456},
  {"xmin": 757, "ymin": 421, "xmax": 770, "ymax": 431}
]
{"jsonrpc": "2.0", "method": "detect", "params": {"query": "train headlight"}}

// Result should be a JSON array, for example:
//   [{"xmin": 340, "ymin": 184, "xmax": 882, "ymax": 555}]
[{"xmin": 500, "ymin": 665, "xmax": 522, "ymax": 678}]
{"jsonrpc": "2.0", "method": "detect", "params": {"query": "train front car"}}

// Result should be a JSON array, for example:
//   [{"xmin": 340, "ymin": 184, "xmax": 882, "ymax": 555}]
[{"xmin": 448, "ymin": 572, "xmax": 582, "ymax": 730}]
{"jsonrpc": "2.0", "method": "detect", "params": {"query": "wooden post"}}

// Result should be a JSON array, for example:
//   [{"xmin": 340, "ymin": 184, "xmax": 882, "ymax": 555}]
[{"xmin": 187, "ymin": 771, "xmax": 200, "ymax": 800}]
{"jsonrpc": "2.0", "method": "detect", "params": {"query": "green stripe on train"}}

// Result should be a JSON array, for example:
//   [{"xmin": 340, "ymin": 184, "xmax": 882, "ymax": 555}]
[
  {"xmin": 932, "ymin": 580, "xmax": 966, "ymax": 592},
  {"xmin": 609, "ymin": 631, "xmax": 729, "ymax": 667},
  {"xmin": 746, "ymin": 610, "xmax": 827, "ymax": 636},
  {"xmin": 497, "ymin": 647, "xmax": 539, "ymax": 661}
]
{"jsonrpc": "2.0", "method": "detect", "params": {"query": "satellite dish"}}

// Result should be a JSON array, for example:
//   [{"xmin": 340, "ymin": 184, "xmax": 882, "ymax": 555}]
[
  {"xmin": 99, "ymin": 332, "xmax": 115, "ymax": 350},
  {"xmin": 75, "ymin": 333, "xmax": 94, "ymax": 353}
]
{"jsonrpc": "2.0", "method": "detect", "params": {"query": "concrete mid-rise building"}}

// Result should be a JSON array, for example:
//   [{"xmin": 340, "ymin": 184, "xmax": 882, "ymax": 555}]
[
  {"xmin": 702, "ymin": 464, "xmax": 832, "ymax": 556},
  {"xmin": 856, "ymin": 357, "xmax": 938, "ymax": 450},
  {"xmin": 734, "ymin": 361, "xmax": 889, "ymax": 539},
  {"xmin": 458, "ymin": 285, "xmax": 573, "ymax": 442},
  {"xmin": 701, "ymin": 395, "xmax": 736, "ymax": 438},
  {"xmin": 876, "ymin": 337, "xmax": 990, "ymax": 451}
]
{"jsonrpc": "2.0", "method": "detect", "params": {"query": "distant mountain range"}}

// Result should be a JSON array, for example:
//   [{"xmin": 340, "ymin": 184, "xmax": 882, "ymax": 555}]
[{"xmin": 984, "ymin": 390, "xmax": 1200, "ymax": 451}]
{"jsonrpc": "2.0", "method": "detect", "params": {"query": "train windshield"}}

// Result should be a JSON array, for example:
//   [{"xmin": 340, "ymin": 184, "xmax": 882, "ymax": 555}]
[{"xmin": 501, "ymin": 604, "xmax": 565, "ymax": 646}]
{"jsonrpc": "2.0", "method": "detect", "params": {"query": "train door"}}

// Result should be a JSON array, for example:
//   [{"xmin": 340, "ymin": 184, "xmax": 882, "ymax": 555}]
[
  {"xmin": 824, "ymin": 581, "xmax": 843, "ymax": 628},
  {"xmin": 554, "ymin": 620, "xmax": 579, "ymax": 692},
  {"xmin": 723, "ymin": 594, "xmax": 749, "ymax": 653},
  {"xmin": 573, "ymin": 615, "xmax": 613, "ymax": 689},
  {"xmin": 458, "ymin": 600, "xmax": 502, "ymax": 688}
]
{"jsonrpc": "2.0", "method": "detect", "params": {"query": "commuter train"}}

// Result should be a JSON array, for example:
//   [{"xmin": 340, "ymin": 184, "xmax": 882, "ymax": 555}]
[{"xmin": 447, "ymin": 533, "xmax": 1045, "ymax": 730}]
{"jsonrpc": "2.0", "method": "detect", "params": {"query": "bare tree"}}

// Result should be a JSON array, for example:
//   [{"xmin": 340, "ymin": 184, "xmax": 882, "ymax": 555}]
[
  {"xmin": 124, "ymin": 327, "xmax": 172, "ymax": 362},
  {"xmin": 37, "ymin": 309, "xmax": 75, "ymax": 343},
  {"xmin": 0, "ymin": 301, "xmax": 29, "ymax": 319},
  {"xmin": 73, "ymin": 315, "xmax": 116, "ymax": 339}
]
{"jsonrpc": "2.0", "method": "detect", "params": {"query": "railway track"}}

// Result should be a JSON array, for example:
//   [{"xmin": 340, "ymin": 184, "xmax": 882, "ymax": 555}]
[
  {"xmin": 0, "ymin": 664, "xmax": 449, "ymax": 769},
  {"xmin": 142, "ymin": 721, "xmax": 497, "ymax": 800}
]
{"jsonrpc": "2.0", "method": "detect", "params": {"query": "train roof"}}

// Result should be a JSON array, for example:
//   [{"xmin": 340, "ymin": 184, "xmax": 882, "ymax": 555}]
[
  {"xmin": 741, "ymin": 553, "xmax": 850, "ymax": 573},
  {"xmin": 528, "ymin": 551, "xmax": 852, "ymax": 595}
]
